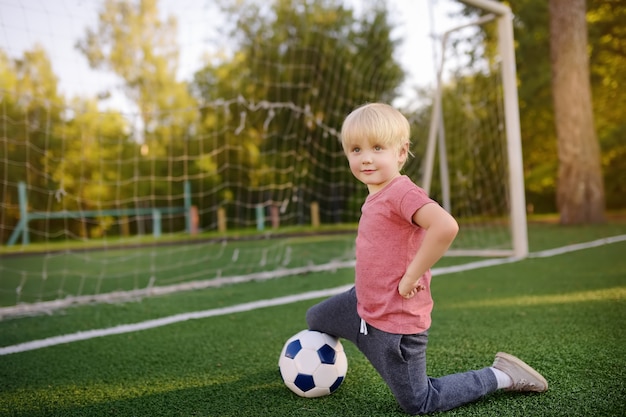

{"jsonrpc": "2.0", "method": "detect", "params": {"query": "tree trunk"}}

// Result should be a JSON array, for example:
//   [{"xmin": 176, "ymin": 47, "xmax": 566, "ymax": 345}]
[{"xmin": 549, "ymin": 0, "xmax": 605, "ymax": 224}]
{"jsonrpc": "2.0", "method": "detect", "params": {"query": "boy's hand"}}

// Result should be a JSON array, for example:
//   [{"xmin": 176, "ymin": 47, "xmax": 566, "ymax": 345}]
[{"xmin": 398, "ymin": 275, "xmax": 426, "ymax": 299}]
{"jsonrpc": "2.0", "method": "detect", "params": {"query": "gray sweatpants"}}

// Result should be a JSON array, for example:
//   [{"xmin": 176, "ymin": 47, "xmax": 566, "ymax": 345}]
[{"xmin": 305, "ymin": 287, "xmax": 497, "ymax": 415}]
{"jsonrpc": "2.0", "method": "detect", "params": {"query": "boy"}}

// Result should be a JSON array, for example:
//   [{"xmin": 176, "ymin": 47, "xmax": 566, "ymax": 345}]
[{"xmin": 306, "ymin": 103, "xmax": 547, "ymax": 414}]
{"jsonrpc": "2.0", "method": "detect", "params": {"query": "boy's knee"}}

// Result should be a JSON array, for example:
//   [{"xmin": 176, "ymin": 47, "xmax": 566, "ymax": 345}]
[
  {"xmin": 306, "ymin": 303, "xmax": 335, "ymax": 335},
  {"xmin": 399, "ymin": 400, "xmax": 427, "ymax": 416},
  {"xmin": 305, "ymin": 305, "xmax": 320, "ymax": 329},
  {"xmin": 393, "ymin": 385, "xmax": 433, "ymax": 415},
  {"xmin": 395, "ymin": 395, "xmax": 419, "ymax": 415}
]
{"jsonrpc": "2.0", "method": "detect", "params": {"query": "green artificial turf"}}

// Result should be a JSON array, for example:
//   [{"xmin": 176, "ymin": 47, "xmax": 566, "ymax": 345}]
[{"xmin": 0, "ymin": 223, "xmax": 624, "ymax": 416}]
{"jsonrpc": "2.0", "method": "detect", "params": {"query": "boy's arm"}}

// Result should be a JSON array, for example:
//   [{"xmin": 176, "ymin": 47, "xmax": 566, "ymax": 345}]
[{"xmin": 398, "ymin": 203, "xmax": 459, "ymax": 298}]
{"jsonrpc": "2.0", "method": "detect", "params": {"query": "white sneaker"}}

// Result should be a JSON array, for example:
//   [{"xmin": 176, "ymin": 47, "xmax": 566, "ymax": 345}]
[{"xmin": 492, "ymin": 352, "xmax": 548, "ymax": 392}]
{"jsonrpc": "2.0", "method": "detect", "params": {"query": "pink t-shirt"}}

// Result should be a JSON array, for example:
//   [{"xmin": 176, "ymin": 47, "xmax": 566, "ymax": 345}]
[{"xmin": 355, "ymin": 175, "xmax": 436, "ymax": 334}]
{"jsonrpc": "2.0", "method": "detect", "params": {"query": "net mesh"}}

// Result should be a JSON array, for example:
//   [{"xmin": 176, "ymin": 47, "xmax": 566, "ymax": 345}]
[{"xmin": 0, "ymin": 0, "xmax": 520, "ymax": 314}]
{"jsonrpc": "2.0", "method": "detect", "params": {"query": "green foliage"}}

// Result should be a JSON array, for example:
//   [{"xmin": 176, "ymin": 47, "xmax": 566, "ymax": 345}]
[
  {"xmin": 587, "ymin": 0, "xmax": 626, "ymax": 209},
  {"xmin": 0, "ymin": 46, "xmax": 63, "ymax": 208},
  {"xmin": 191, "ymin": 0, "xmax": 404, "ymax": 226},
  {"xmin": 508, "ymin": 0, "xmax": 624, "ymax": 212},
  {"xmin": 460, "ymin": 0, "xmax": 624, "ymax": 212},
  {"xmin": 2, "ymin": 0, "xmax": 625, "ymax": 245},
  {"xmin": 509, "ymin": 0, "xmax": 557, "ymax": 211},
  {"xmin": 0, "ymin": 48, "xmax": 129, "ymax": 240},
  {"xmin": 76, "ymin": 0, "xmax": 200, "ymax": 201}
]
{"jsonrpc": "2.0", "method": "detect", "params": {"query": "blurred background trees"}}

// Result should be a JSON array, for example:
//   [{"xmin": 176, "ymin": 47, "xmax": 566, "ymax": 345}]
[
  {"xmin": 503, "ymin": 0, "xmax": 624, "ymax": 221},
  {"xmin": 1, "ymin": 0, "xmax": 624, "ymax": 243}
]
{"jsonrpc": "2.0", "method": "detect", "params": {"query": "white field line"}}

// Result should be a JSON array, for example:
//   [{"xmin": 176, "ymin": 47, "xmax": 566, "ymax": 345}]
[
  {"xmin": 1, "ymin": 234, "xmax": 624, "ymax": 356},
  {"xmin": 0, "ymin": 286, "xmax": 352, "ymax": 356},
  {"xmin": 0, "ymin": 260, "xmax": 357, "ymax": 319},
  {"xmin": 527, "ymin": 234, "xmax": 626, "ymax": 258}
]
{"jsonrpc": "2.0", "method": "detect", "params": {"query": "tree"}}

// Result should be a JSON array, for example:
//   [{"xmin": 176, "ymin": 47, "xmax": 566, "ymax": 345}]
[
  {"xmin": 459, "ymin": 0, "xmax": 623, "ymax": 215},
  {"xmin": 0, "ymin": 46, "xmax": 67, "ymax": 242},
  {"xmin": 193, "ymin": 0, "xmax": 404, "ymax": 225},
  {"xmin": 0, "ymin": 44, "xmax": 139, "ymax": 241},
  {"xmin": 76, "ymin": 0, "xmax": 198, "ymax": 204},
  {"xmin": 586, "ymin": 0, "xmax": 626, "ymax": 211},
  {"xmin": 549, "ymin": 0, "xmax": 605, "ymax": 224}
]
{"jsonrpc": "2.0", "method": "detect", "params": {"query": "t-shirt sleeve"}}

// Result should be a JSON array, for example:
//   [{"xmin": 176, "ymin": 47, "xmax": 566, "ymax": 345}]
[{"xmin": 399, "ymin": 185, "xmax": 436, "ymax": 224}]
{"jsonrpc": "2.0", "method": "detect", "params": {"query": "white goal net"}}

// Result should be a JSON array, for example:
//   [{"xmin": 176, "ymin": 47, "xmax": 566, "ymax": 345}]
[{"xmin": 0, "ymin": 0, "xmax": 526, "ymax": 316}]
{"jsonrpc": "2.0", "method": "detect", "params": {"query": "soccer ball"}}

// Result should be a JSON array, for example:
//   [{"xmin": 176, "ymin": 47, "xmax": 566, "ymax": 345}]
[{"xmin": 278, "ymin": 329, "xmax": 348, "ymax": 398}]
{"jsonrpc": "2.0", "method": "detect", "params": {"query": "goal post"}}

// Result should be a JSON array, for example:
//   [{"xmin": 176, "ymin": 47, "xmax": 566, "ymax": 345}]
[
  {"xmin": 495, "ymin": 4, "xmax": 529, "ymax": 259},
  {"xmin": 469, "ymin": 0, "xmax": 529, "ymax": 259},
  {"xmin": 423, "ymin": 0, "xmax": 528, "ymax": 258}
]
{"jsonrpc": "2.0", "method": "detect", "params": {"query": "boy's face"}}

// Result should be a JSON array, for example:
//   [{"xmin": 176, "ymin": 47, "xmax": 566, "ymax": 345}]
[{"xmin": 345, "ymin": 138, "xmax": 408, "ymax": 194}]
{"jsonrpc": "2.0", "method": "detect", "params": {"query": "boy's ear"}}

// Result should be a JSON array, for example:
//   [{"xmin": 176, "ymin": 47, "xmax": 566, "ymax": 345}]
[{"xmin": 398, "ymin": 142, "xmax": 409, "ymax": 163}]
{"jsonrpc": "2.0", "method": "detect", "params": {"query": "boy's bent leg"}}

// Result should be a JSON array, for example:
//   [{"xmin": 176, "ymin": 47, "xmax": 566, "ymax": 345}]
[
  {"xmin": 305, "ymin": 287, "xmax": 360, "ymax": 344},
  {"xmin": 358, "ymin": 326, "xmax": 498, "ymax": 415}
]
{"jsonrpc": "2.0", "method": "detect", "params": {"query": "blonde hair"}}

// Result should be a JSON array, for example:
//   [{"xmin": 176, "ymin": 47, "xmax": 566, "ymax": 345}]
[{"xmin": 341, "ymin": 103, "xmax": 412, "ymax": 168}]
